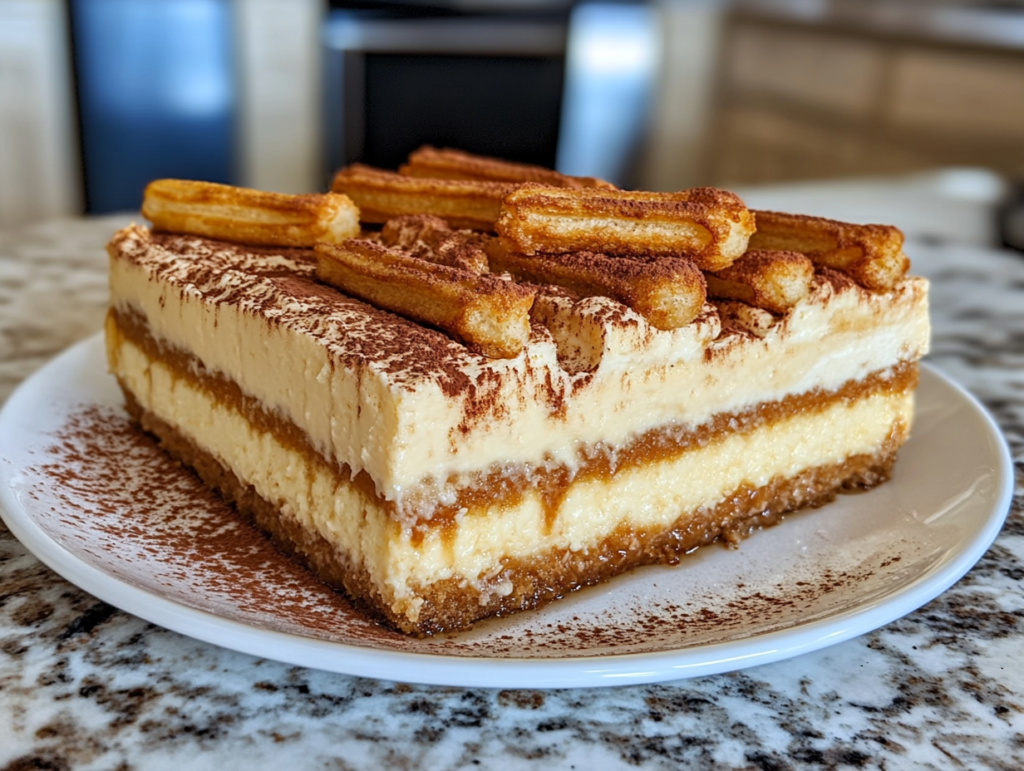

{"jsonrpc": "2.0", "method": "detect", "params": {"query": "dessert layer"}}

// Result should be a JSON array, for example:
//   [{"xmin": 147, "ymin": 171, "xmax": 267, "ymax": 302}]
[
  {"xmin": 109, "ymin": 319, "xmax": 913, "ymax": 632},
  {"xmin": 110, "ymin": 228, "xmax": 929, "ymax": 518},
  {"xmin": 110, "ymin": 307, "xmax": 918, "ymax": 528},
  {"xmin": 108, "ymin": 227, "xmax": 929, "ymax": 515},
  {"xmin": 120, "ymin": 367, "xmax": 906, "ymax": 635}
]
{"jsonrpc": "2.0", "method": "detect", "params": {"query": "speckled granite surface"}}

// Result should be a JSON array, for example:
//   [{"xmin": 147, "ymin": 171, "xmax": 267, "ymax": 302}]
[{"xmin": 1, "ymin": 214, "xmax": 1022, "ymax": 770}]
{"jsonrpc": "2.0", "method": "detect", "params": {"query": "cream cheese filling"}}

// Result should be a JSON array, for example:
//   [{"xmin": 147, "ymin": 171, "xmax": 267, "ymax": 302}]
[{"xmin": 109, "ymin": 327, "xmax": 913, "ymax": 605}]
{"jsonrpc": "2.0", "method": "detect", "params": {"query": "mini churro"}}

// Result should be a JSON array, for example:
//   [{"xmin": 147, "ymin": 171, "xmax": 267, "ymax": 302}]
[
  {"xmin": 331, "ymin": 164, "xmax": 516, "ymax": 231},
  {"xmin": 109, "ymin": 144, "xmax": 930, "ymax": 637},
  {"xmin": 496, "ymin": 184, "xmax": 755, "ymax": 271},
  {"xmin": 380, "ymin": 215, "xmax": 489, "ymax": 273},
  {"xmin": 749, "ymin": 211, "xmax": 909, "ymax": 291},
  {"xmin": 705, "ymin": 250, "xmax": 814, "ymax": 314},
  {"xmin": 400, "ymin": 146, "xmax": 616, "ymax": 190},
  {"xmin": 485, "ymin": 238, "xmax": 706, "ymax": 330},
  {"xmin": 142, "ymin": 179, "xmax": 360, "ymax": 247},
  {"xmin": 315, "ymin": 240, "xmax": 534, "ymax": 359}
]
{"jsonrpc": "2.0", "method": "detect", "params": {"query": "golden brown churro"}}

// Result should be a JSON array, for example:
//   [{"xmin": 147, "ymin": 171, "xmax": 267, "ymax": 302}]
[
  {"xmin": 496, "ymin": 184, "xmax": 755, "ymax": 271},
  {"xmin": 315, "ymin": 240, "xmax": 534, "ymax": 359},
  {"xmin": 380, "ymin": 215, "xmax": 489, "ymax": 273},
  {"xmin": 331, "ymin": 164, "xmax": 515, "ymax": 231},
  {"xmin": 749, "ymin": 211, "xmax": 909, "ymax": 291},
  {"xmin": 142, "ymin": 179, "xmax": 360, "ymax": 248},
  {"xmin": 485, "ymin": 237, "xmax": 706, "ymax": 330},
  {"xmin": 705, "ymin": 250, "xmax": 814, "ymax": 314},
  {"xmin": 400, "ymin": 146, "xmax": 616, "ymax": 190}
]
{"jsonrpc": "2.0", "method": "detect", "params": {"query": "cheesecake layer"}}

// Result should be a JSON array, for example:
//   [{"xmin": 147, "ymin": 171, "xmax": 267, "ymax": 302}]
[
  {"xmin": 111, "ymin": 303, "xmax": 918, "ymax": 528},
  {"xmin": 108, "ymin": 226, "xmax": 929, "ymax": 519},
  {"xmin": 108, "ymin": 316, "xmax": 913, "ymax": 632}
]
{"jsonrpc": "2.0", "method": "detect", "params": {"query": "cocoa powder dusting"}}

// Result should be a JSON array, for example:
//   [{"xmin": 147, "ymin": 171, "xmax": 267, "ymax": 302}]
[
  {"xmin": 118, "ymin": 227, "xmax": 558, "ymax": 435},
  {"xmin": 24, "ymin": 405, "xmax": 912, "ymax": 658},
  {"xmin": 31, "ymin": 406, "xmax": 406, "ymax": 648}
]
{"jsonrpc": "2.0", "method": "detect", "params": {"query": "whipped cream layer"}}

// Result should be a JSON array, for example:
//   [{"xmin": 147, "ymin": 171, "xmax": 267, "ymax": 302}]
[{"xmin": 108, "ymin": 226, "xmax": 929, "ymax": 514}]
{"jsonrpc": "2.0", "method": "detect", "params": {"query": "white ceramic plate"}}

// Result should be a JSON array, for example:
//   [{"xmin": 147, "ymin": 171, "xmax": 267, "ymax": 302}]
[{"xmin": 0, "ymin": 335, "xmax": 1013, "ymax": 688}]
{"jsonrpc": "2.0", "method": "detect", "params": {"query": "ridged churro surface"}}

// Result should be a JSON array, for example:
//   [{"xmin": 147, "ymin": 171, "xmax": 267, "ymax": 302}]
[
  {"xmin": 401, "ymin": 146, "xmax": 616, "ymax": 190},
  {"xmin": 142, "ymin": 179, "xmax": 360, "ymax": 248},
  {"xmin": 750, "ymin": 210, "xmax": 909, "ymax": 291},
  {"xmin": 485, "ymin": 237, "xmax": 707, "ymax": 330},
  {"xmin": 316, "ymin": 240, "xmax": 534, "ymax": 359},
  {"xmin": 496, "ymin": 184, "xmax": 755, "ymax": 271},
  {"xmin": 332, "ymin": 163, "xmax": 516, "ymax": 231},
  {"xmin": 706, "ymin": 250, "xmax": 814, "ymax": 314}
]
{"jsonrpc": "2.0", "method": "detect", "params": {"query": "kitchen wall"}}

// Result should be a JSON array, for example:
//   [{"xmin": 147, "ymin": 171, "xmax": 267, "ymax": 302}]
[
  {"xmin": 0, "ymin": 0, "xmax": 321, "ymax": 225},
  {"xmin": 3, "ymin": 0, "xmax": 1024, "ymax": 226},
  {"xmin": 704, "ymin": 1, "xmax": 1024, "ymax": 188},
  {"xmin": 0, "ymin": 0, "xmax": 80, "ymax": 227}
]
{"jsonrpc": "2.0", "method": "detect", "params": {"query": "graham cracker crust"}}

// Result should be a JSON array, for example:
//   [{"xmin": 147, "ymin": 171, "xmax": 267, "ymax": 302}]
[{"xmin": 120, "ymin": 384, "xmax": 904, "ymax": 636}]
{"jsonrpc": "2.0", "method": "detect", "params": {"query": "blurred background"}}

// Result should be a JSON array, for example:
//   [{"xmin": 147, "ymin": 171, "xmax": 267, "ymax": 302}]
[{"xmin": 3, "ymin": 0, "xmax": 1024, "ymax": 247}]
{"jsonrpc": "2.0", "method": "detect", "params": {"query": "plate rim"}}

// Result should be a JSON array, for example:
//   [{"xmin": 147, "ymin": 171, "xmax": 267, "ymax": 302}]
[{"xmin": 0, "ymin": 334, "xmax": 1015, "ymax": 689}]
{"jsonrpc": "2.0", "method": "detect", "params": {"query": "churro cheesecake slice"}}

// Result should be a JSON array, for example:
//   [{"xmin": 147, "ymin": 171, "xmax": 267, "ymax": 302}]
[{"xmin": 106, "ymin": 179, "xmax": 929, "ymax": 635}]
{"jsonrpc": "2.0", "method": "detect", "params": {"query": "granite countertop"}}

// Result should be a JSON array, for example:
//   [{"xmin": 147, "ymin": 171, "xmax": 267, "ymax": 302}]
[{"xmin": 1, "ymin": 214, "xmax": 1022, "ymax": 770}]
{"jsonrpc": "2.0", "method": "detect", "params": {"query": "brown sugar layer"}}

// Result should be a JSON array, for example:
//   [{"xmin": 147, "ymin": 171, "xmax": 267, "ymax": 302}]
[
  {"xmin": 121, "ymin": 385, "xmax": 905, "ymax": 635},
  {"xmin": 110, "ymin": 306, "xmax": 918, "ymax": 532}
]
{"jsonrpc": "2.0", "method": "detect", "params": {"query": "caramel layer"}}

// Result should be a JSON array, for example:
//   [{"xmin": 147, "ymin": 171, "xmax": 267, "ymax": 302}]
[
  {"xmin": 122, "ymin": 386, "xmax": 904, "ymax": 635},
  {"xmin": 111, "ymin": 306, "xmax": 917, "ymax": 533}
]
